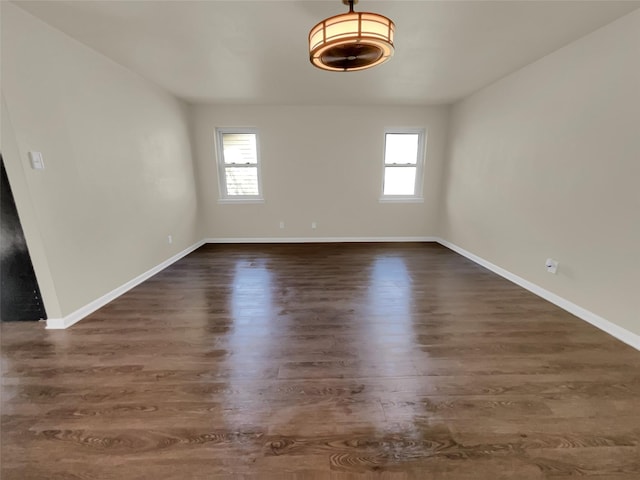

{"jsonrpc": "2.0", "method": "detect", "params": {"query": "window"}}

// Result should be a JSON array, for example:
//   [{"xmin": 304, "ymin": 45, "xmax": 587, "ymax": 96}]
[
  {"xmin": 381, "ymin": 128, "xmax": 426, "ymax": 201},
  {"xmin": 215, "ymin": 128, "xmax": 263, "ymax": 201}
]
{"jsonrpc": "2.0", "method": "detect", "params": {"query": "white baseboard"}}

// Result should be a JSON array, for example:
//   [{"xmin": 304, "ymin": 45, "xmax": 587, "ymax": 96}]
[
  {"xmin": 205, "ymin": 236, "xmax": 438, "ymax": 244},
  {"xmin": 46, "ymin": 240, "xmax": 206, "ymax": 329},
  {"xmin": 436, "ymin": 238, "xmax": 640, "ymax": 351}
]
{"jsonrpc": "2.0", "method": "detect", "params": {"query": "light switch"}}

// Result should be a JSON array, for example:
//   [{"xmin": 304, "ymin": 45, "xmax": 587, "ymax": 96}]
[{"xmin": 29, "ymin": 152, "xmax": 45, "ymax": 170}]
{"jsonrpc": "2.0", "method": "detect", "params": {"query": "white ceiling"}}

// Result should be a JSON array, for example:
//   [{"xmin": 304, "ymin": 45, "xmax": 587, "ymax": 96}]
[{"xmin": 12, "ymin": 0, "xmax": 640, "ymax": 105}]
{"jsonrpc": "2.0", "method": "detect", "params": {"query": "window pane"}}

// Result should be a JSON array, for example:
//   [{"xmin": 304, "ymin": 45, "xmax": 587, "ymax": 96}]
[
  {"xmin": 383, "ymin": 166, "xmax": 416, "ymax": 195},
  {"xmin": 385, "ymin": 134, "xmax": 419, "ymax": 165},
  {"xmin": 225, "ymin": 167, "xmax": 259, "ymax": 195},
  {"xmin": 222, "ymin": 133, "xmax": 257, "ymax": 165}
]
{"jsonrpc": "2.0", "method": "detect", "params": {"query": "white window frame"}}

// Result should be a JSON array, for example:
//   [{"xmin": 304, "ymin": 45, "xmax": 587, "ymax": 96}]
[
  {"xmin": 215, "ymin": 127, "xmax": 264, "ymax": 203},
  {"xmin": 380, "ymin": 127, "xmax": 426, "ymax": 203}
]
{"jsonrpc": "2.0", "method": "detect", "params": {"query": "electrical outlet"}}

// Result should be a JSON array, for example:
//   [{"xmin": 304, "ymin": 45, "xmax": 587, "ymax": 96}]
[
  {"xmin": 279, "ymin": 221, "xmax": 285, "ymax": 229},
  {"xmin": 545, "ymin": 258, "xmax": 558, "ymax": 274},
  {"xmin": 311, "ymin": 222, "xmax": 317, "ymax": 229},
  {"xmin": 167, "ymin": 235, "xmax": 173, "ymax": 244}
]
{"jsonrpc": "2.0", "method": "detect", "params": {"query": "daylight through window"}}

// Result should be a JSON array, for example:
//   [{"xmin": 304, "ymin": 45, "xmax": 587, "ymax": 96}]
[
  {"xmin": 216, "ymin": 128, "xmax": 262, "ymax": 200},
  {"xmin": 382, "ymin": 129, "xmax": 425, "ymax": 199}
]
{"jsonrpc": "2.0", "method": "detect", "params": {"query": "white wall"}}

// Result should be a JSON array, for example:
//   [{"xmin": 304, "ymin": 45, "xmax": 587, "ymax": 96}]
[
  {"xmin": 1, "ymin": 3, "xmax": 200, "ymax": 318},
  {"xmin": 442, "ymin": 10, "xmax": 640, "ymax": 335},
  {"xmin": 191, "ymin": 105, "xmax": 449, "ymax": 239}
]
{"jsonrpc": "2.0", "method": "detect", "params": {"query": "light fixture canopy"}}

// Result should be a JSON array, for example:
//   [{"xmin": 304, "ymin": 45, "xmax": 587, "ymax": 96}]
[{"xmin": 309, "ymin": 0, "xmax": 395, "ymax": 72}]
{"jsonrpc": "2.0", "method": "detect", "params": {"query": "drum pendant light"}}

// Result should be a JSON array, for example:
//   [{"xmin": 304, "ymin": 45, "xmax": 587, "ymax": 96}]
[{"xmin": 309, "ymin": 0, "xmax": 395, "ymax": 72}]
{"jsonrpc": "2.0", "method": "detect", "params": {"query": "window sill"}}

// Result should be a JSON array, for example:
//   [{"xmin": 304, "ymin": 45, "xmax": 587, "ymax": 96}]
[
  {"xmin": 218, "ymin": 198, "xmax": 265, "ymax": 205},
  {"xmin": 379, "ymin": 197, "xmax": 424, "ymax": 204}
]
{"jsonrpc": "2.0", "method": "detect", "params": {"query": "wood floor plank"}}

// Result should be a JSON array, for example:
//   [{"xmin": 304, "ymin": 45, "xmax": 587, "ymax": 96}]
[{"xmin": 2, "ymin": 242, "xmax": 639, "ymax": 479}]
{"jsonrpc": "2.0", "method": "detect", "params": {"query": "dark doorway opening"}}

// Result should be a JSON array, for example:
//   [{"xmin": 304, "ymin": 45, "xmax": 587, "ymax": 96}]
[{"xmin": 1, "ymin": 155, "xmax": 47, "ymax": 321}]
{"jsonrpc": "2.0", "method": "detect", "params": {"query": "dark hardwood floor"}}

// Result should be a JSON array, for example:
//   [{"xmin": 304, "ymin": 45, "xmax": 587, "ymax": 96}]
[{"xmin": 2, "ymin": 243, "xmax": 639, "ymax": 479}]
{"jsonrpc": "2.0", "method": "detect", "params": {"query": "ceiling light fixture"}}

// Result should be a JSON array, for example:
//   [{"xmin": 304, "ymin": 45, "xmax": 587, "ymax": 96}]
[{"xmin": 309, "ymin": 0, "xmax": 395, "ymax": 72}]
